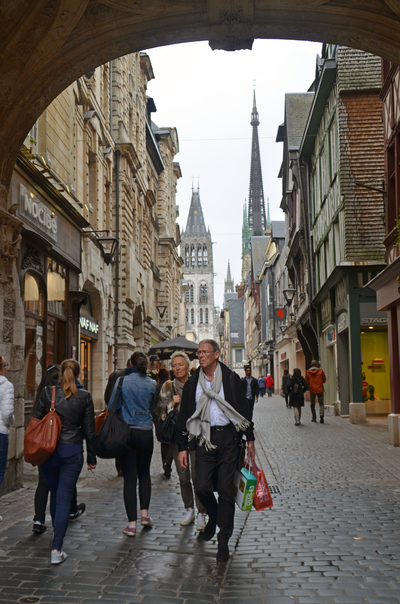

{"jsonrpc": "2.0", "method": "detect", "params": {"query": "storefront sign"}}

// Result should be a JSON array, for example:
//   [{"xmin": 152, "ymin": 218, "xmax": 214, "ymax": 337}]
[
  {"xmin": 281, "ymin": 352, "xmax": 287, "ymax": 360},
  {"xmin": 326, "ymin": 326, "xmax": 336, "ymax": 346},
  {"xmin": 80, "ymin": 312, "xmax": 99, "ymax": 340},
  {"xmin": 19, "ymin": 185, "xmax": 58, "ymax": 241},
  {"xmin": 230, "ymin": 332, "xmax": 239, "ymax": 339},
  {"xmin": 359, "ymin": 302, "xmax": 388, "ymax": 326}
]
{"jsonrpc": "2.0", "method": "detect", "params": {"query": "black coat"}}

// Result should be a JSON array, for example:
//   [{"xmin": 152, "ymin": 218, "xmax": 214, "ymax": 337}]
[
  {"xmin": 281, "ymin": 375, "xmax": 291, "ymax": 395},
  {"xmin": 176, "ymin": 361, "xmax": 255, "ymax": 452},
  {"xmin": 241, "ymin": 376, "xmax": 259, "ymax": 402},
  {"xmin": 34, "ymin": 383, "xmax": 96, "ymax": 465},
  {"xmin": 288, "ymin": 375, "xmax": 308, "ymax": 407}
]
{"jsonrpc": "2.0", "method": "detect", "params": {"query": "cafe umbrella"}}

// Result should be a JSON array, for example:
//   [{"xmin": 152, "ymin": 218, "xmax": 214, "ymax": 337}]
[{"xmin": 149, "ymin": 336, "xmax": 198, "ymax": 360}]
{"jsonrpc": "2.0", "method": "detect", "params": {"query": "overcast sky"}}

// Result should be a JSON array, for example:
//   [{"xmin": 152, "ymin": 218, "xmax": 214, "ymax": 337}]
[{"xmin": 145, "ymin": 39, "xmax": 321, "ymax": 309}]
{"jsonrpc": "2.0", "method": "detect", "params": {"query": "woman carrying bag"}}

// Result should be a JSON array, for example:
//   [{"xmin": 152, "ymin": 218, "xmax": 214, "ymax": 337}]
[
  {"xmin": 156, "ymin": 351, "xmax": 207, "ymax": 531},
  {"xmin": 33, "ymin": 359, "xmax": 96, "ymax": 564},
  {"xmin": 109, "ymin": 351, "xmax": 156, "ymax": 537},
  {"xmin": 288, "ymin": 368, "xmax": 308, "ymax": 426}
]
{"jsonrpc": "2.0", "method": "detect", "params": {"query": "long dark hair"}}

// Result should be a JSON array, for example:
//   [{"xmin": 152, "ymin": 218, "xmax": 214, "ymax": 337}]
[
  {"xmin": 131, "ymin": 351, "xmax": 148, "ymax": 374},
  {"xmin": 33, "ymin": 364, "xmax": 61, "ymax": 412}
]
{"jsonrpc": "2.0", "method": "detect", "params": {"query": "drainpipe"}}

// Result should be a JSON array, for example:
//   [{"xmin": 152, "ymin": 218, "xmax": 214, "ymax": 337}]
[{"xmin": 114, "ymin": 149, "xmax": 120, "ymax": 370}]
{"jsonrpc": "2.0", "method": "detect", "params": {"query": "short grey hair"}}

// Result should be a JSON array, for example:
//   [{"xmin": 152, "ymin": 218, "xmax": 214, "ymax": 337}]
[
  {"xmin": 171, "ymin": 350, "xmax": 190, "ymax": 367},
  {"xmin": 198, "ymin": 339, "xmax": 220, "ymax": 353}
]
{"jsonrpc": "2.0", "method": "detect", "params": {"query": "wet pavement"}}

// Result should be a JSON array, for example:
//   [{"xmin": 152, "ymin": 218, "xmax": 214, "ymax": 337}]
[{"xmin": 1, "ymin": 395, "xmax": 400, "ymax": 603}]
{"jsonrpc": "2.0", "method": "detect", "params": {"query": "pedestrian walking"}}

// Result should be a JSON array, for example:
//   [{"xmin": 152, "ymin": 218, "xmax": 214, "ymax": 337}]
[
  {"xmin": 305, "ymin": 360, "xmax": 327, "ymax": 423},
  {"xmin": 288, "ymin": 368, "xmax": 308, "ymax": 426},
  {"xmin": 153, "ymin": 367, "xmax": 173, "ymax": 478},
  {"xmin": 156, "ymin": 351, "xmax": 207, "ymax": 531},
  {"xmin": 31, "ymin": 365, "xmax": 86, "ymax": 534},
  {"xmin": 109, "ymin": 351, "xmax": 155, "ymax": 537},
  {"xmin": 177, "ymin": 339, "xmax": 255, "ymax": 563},
  {"xmin": 104, "ymin": 358, "xmax": 133, "ymax": 477},
  {"xmin": 257, "ymin": 375, "xmax": 266, "ymax": 397},
  {"xmin": 241, "ymin": 365, "xmax": 259, "ymax": 417},
  {"xmin": 0, "ymin": 356, "xmax": 15, "ymax": 522},
  {"xmin": 33, "ymin": 359, "xmax": 96, "ymax": 564},
  {"xmin": 265, "ymin": 374, "xmax": 274, "ymax": 397},
  {"xmin": 281, "ymin": 369, "xmax": 291, "ymax": 408}
]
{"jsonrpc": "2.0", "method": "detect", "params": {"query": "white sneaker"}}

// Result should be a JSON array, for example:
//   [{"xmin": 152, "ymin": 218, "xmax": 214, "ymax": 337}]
[
  {"xmin": 51, "ymin": 550, "xmax": 67, "ymax": 564},
  {"xmin": 196, "ymin": 513, "xmax": 207, "ymax": 531},
  {"xmin": 180, "ymin": 508, "xmax": 195, "ymax": 526}
]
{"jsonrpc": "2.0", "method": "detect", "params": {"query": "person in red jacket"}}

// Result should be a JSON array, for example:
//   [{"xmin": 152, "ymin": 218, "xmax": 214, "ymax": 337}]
[
  {"xmin": 264, "ymin": 374, "xmax": 274, "ymax": 397},
  {"xmin": 305, "ymin": 360, "xmax": 327, "ymax": 423}
]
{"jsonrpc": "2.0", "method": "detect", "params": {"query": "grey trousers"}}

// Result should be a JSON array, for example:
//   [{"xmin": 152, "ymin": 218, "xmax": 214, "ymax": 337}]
[{"xmin": 170, "ymin": 442, "xmax": 207, "ymax": 514}]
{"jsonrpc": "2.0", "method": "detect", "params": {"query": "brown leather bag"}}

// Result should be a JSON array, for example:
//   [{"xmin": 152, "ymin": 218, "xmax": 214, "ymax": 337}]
[
  {"xmin": 24, "ymin": 386, "xmax": 62, "ymax": 466},
  {"xmin": 95, "ymin": 408, "xmax": 110, "ymax": 435}
]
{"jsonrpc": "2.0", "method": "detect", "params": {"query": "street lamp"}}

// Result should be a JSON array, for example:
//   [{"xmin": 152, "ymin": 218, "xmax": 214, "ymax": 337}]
[
  {"xmin": 156, "ymin": 305, "xmax": 167, "ymax": 319},
  {"xmin": 283, "ymin": 287, "xmax": 296, "ymax": 307},
  {"xmin": 96, "ymin": 235, "xmax": 119, "ymax": 265}
]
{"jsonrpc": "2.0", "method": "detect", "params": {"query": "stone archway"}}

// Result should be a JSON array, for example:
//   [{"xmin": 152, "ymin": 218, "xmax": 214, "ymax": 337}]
[{"xmin": 1, "ymin": 0, "xmax": 400, "ymax": 207}]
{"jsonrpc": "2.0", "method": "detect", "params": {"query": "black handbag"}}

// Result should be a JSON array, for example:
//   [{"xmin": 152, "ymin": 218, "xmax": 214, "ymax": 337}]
[
  {"xmin": 156, "ymin": 383, "xmax": 179, "ymax": 443},
  {"xmin": 95, "ymin": 376, "xmax": 130, "ymax": 459}
]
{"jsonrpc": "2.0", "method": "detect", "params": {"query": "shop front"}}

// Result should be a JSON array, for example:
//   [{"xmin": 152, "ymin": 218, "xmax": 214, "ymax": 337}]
[
  {"xmin": 13, "ymin": 155, "xmax": 88, "ymax": 424},
  {"xmin": 359, "ymin": 302, "xmax": 390, "ymax": 414},
  {"xmin": 80, "ymin": 300, "xmax": 99, "ymax": 392}
]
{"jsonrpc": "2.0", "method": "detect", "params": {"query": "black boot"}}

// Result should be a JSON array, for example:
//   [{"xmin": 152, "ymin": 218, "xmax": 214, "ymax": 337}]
[
  {"xmin": 216, "ymin": 540, "xmax": 230, "ymax": 562},
  {"xmin": 198, "ymin": 516, "xmax": 217, "ymax": 541}
]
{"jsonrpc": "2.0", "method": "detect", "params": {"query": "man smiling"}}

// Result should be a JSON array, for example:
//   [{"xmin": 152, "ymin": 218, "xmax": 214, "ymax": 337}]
[{"xmin": 177, "ymin": 339, "xmax": 255, "ymax": 562}]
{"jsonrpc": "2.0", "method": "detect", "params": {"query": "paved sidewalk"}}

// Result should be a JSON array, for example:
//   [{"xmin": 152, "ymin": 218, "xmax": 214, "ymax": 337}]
[{"xmin": 1, "ymin": 395, "xmax": 400, "ymax": 603}]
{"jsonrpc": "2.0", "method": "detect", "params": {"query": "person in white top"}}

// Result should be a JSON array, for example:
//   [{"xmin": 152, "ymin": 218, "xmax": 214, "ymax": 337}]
[{"xmin": 0, "ymin": 356, "xmax": 15, "ymax": 521}]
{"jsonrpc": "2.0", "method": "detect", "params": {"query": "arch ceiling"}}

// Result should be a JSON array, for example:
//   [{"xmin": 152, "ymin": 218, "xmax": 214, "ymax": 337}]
[{"xmin": 1, "ymin": 0, "xmax": 400, "ymax": 206}]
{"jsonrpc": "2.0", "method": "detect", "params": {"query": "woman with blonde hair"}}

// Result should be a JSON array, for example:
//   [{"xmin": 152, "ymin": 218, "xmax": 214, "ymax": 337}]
[
  {"xmin": 33, "ymin": 359, "xmax": 96, "ymax": 564},
  {"xmin": 156, "ymin": 351, "xmax": 207, "ymax": 531}
]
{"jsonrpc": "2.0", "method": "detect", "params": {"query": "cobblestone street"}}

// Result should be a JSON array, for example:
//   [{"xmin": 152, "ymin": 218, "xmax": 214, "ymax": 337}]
[{"xmin": 1, "ymin": 395, "xmax": 400, "ymax": 604}]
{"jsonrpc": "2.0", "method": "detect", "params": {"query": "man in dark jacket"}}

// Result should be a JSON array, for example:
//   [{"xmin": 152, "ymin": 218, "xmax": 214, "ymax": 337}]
[
  {"xmin": 177, "ymin": 339, "xmax": 255, "ymax": 563},
  {"xmin": 241, "ymin": 366, "xmax": 259, "ymax": 417}
]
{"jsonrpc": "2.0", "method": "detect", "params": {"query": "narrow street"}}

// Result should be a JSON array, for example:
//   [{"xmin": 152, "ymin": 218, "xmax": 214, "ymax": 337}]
[{"xmin": 1, "ymin": 396, "xmax": 400, "ymax": 604}]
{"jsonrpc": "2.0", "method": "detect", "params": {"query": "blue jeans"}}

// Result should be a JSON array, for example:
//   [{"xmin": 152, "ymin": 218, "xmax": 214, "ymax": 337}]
[
  {"xmin": 0, "ymin": 433, "xmax": 9, "ymax": 486},
  {"xmin": 41, "ymin": 450, "xmax": 83, "ymax": 550}
]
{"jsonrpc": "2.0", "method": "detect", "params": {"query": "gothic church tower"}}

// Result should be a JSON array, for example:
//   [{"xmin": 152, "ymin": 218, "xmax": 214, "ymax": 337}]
[{"xmin": 181, "ymin": 187, "xmax": 216, "ymax": 341}]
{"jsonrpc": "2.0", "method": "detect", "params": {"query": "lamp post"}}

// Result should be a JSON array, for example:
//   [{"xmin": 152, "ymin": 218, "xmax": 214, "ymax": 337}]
[
  {"xmin": 283, "ymin": 287, "xmax": 296, "ymax": 308},
  {"xmin": 156, "ymin": 305, "xmax": 167, "ymax": 320}
]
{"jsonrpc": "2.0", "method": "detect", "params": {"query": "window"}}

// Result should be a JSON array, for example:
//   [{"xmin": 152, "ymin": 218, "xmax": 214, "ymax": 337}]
[
  {"xmin": 203, "ymin": 246, "xmax": 207, "ymax": 266},
  {"xmin": 189, "ymin": 284, "xmax": 194, "ymax": 303},
  {"xmin": 198, "ymin": 245, "xmax": 202, "ymax": 267},
  {"xmin": 185, "ymin": 246, "xmax": 189, "ymax": 267},
  {"xmin": 47, "ymin": 260, "xmax": 66, "ymax": 317},
  {"xmin": 191, "ymin": 309, "xmax": 194, "ymax": 324},
  {"xmin": 205, "ymin": 308, "xmax": 209, "ymax": 324},
  {"xmin": 23, "ymin": 272, "xmax": 45, "ymax": 403},
  {"xmin": 200, "ymin": 309, "xmax": 203, "ymax": 323},
  {"xmin": 186, "ymin": 308, "xmax": 189, "ymax": 323},
  {"xmin": 200, "ymin": 283, "xmax": 207, "ymax": 303},
  {"xmin": 191, "ymin": 245, "xmax": 195, "ymax": 267},
  {"xmin": 235, "ymin": 348, "xmax": 243, "ymax": 363}
]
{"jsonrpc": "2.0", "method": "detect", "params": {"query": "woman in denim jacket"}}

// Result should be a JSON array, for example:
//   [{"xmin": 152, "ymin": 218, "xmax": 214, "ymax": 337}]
[{"xmin": 110, "ymin": 351, "xmax": 156, "ymax": 536}]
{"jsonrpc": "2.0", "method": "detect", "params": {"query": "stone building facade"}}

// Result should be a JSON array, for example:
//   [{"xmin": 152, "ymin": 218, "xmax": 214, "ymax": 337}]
[
  {"xmin": 181, "ymin": 188, "xmax": 216, "ymax": 342},
  {"xmin": 0, "ymin": 51, "xmax": 182, "ymax": 495}
]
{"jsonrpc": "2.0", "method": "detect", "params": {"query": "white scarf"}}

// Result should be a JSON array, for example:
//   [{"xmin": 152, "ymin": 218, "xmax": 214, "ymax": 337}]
[{"xmin": 187, "ymin": 363, "xmax": 250, "ymax": 450}]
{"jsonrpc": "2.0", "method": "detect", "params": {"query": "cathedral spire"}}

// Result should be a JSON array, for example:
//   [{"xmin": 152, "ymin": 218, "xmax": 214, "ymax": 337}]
[
  {"xmin": 248, "ymin": 90, "xmax": 266, "ymax": 236},
  {"xmin": 224, "ymin": 260, "xmax": 234, "ymax": 293},
  {"xmin": 184, "ymin": 187, "xmax": 207, "ymax": 237}
]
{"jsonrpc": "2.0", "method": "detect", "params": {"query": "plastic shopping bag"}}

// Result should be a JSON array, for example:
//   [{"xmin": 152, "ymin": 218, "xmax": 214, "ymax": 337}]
[{"xmin": 244, "ymin": 458, "xmax": 273, "ymax": 511}]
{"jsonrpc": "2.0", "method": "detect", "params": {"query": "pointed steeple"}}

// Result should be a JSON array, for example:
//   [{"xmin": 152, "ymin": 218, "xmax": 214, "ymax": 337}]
[
  {"xmin": 265, "ymin": 197, "xmax": 272, "ymax": 235},
  {"xmin": 224, "ymin": 260, "xmax": 234, "ymax": 293},
  {"xmin": 248, "ymin": 91, "xmax": 266, "ymax": 236},
  {"xmin": 242, "ymin": 200, "xmax": 251, "ymax": 257},
  {"xmin": 184, "ymin": 187, "xmax": 207, "ymax": 237}
]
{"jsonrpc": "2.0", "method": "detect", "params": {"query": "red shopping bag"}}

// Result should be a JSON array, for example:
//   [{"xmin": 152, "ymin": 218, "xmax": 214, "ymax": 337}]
[{"xmin": 244, "ymin": 459, "xmax": 273, "ymax": 511}]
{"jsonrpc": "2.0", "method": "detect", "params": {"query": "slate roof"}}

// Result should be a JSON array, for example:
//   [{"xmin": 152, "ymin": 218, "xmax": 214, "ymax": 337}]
[
  {"xmin": 184, "ymin": 189, "xmax": 207, "ymax": 237},
  {"xmin": 271, "ymin": 220, "xmax": 285, "ymax": 239},
  {"xmin": 285, "ymin": 93, "xmax": 314, "ymax": 151},
  {"xmin": 227, "ymin": 296, "xmax": 244, "ymax": 345},
  {"xmin": 251, "ymin": 236, "xmax": 269, "ymax": 282}
]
